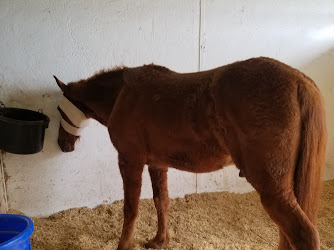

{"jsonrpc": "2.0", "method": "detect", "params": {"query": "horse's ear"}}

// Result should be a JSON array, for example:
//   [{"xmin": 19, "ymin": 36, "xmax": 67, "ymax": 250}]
[{"xmin": 53, "ymin": 75, "xmax": 67, "ymax": 92}]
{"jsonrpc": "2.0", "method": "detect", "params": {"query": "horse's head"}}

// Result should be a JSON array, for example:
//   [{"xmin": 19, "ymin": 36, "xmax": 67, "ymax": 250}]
[{"xmin": 54, "ymin": 76, "xmax": 91, "ymax": 152}]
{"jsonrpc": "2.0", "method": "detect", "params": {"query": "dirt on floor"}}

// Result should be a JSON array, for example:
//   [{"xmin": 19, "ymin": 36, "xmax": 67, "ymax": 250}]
[{"xmin": 13, "ymin": 180, "xmax": 334, "ymax": 250}]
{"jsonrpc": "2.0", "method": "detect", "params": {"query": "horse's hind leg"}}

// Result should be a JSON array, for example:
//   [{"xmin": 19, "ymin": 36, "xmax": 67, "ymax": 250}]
[
  {"xmin": 117, "ymin": 158, "xmax": 144, "ymax": 250},
  {"xmin": 242, "ymin": 152, "xmax": 320, "ymax": 249},
  {"xmin": 144, "ymin": 166, "xmax": 170, "ymax": 249},
  {"xmin": 258, "ymin": 182, "xmax": 319, "ymax": 250},
  {"xmin": 225, "ymin": 132, "xmax": 319, "ymax": 249}
]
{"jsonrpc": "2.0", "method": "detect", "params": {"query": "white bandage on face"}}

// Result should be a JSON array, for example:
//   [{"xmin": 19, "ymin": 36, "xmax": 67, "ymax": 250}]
[{"xmin": 58, "ymin": 96, "xmax": 90, "ymax": 136}]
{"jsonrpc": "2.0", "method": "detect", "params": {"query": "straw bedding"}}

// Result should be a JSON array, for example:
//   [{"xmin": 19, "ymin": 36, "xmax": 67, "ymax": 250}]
[{"xmin": 14, "ymin": 180, "xmax": 334, "ymax": 250}]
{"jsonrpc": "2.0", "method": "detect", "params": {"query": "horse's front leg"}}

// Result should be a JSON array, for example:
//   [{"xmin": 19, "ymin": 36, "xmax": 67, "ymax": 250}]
[
  {"xmin": 145, "ymin": 166, "xmax": 170, "ymax": 249},
  {"xmin": 117, "ymin": 158, "xmax": 144, "ymax": 250}
]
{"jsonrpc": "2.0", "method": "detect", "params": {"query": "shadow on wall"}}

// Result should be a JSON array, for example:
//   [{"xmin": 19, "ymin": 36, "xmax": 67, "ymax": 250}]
[
  {"xmin": 0, "ymin": 80, "xmax": 65, "ymax": 159},
  {"xmin": 301, "ymin": 48, "xmax": 334, "ymax": 180}
]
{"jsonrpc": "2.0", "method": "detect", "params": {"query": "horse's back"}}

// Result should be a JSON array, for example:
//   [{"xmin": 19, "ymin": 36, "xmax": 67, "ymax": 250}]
[{"xmin": 109, "ymin": 64, "xmax": 231, "ymax": 170}]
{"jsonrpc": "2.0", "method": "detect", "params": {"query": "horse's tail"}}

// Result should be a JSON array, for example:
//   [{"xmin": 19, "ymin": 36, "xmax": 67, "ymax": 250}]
[{"xmin": 295, "ymin": 77, "xmax": 327, "ymax": 223}]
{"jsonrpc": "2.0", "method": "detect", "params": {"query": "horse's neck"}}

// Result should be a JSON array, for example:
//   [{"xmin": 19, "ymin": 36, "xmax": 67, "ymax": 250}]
[{"xmin": 75, "ymin": 69, "xmax": 125, "ymax": 125}]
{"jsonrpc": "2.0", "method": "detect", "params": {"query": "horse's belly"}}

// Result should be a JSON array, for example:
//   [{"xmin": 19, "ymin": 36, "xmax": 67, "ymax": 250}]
[
  {"xmin": 148, "ymin": 139, "xmax": 233, "ymax": 173},
  {"xmin": 168, "ymin": 152, "xmax": 233, "ymax": 173},
  {"xmin": 143, "ymin": 107, "xmax": 232, "ymax": 172}
]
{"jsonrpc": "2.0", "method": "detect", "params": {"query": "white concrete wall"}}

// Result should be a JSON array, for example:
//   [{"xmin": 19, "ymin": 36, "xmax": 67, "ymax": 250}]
[{"xmin": 0, "ymin": 0, "xmax": 333, "ymax": 217}]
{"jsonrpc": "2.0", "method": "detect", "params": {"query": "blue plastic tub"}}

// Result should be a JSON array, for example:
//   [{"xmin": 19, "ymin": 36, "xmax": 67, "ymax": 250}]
[{"xmin": 0, "ymin": 214, "xmax": 34, "ymax": 250}]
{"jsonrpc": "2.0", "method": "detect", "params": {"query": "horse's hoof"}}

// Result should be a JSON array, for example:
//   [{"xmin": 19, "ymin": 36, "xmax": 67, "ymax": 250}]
[{"xmin": 144, "ymin": 238, "xmax": 169, "ymax": 249}]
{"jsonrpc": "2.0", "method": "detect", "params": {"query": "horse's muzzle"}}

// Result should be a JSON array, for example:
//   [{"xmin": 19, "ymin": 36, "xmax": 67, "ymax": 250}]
[
  {"xmin": 57, "ymin": 126, "xmax": 78, "ymax": 152},
  {"xmin": 58, "ymin": 138, "xmax": 75, "ymax": 152}
]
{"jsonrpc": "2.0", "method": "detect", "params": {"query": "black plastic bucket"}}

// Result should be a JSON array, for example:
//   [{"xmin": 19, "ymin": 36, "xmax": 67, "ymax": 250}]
[{"xmin": 0, "ymin": 107, "xmax": 50, "ymax": 154}]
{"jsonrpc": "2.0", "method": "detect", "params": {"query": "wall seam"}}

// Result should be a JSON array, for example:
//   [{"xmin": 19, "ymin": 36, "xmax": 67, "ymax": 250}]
[
  {"xmin": 198, "ymin": 0, "xmax": 202, "ymax": 72},
  {"xmin": 196, "ymin": 0, "xmax": 203, "ymax": 194}
]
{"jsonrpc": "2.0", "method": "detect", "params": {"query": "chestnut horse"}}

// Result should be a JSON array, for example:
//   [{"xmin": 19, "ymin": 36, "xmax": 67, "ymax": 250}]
[{"xmin": 54, "ymin": 57, "xmax": 327, "ymax": 250}]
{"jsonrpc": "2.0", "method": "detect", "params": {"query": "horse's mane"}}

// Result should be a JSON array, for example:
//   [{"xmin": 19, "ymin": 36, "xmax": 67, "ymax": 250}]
[
  {"xmin": 88, "ymin": 64, "xmax": 170, "ymax": 80},
  {"xmin": 65, "ymin": 66, "xmax": 125, "ymax": 94},
  {"xmin": 85, "ymin": 66, "xmax": 126, "ymax": 84},
  {"xmin": 68, "ymin": 64, "xmax": 175, "ymax": 94}
]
